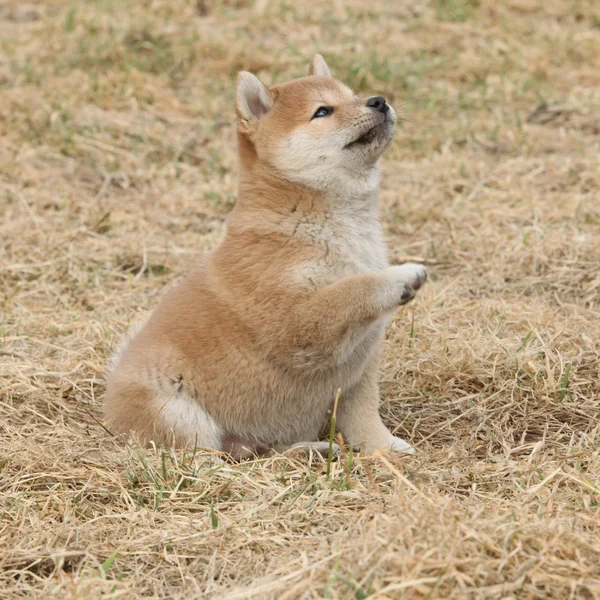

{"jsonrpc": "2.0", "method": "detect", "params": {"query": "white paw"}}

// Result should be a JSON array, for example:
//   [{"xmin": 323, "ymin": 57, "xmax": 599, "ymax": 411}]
[
  {"xmin": 357, "ymin": 437, "xmax": 416, "ymax": 456},
  {"xmin": 385, "ymin": 263, "xmax": 428, "ymax": 305},
  {"xmin": 284, "ymin": 441, "xmax": 340, "ymax": 457},
  {"xmin": 389, "ymin": 436, "xmax": 416, "ymax": 455}
]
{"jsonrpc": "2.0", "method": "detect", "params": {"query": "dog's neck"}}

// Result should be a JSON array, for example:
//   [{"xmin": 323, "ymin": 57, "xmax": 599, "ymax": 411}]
[{"xmin": 235, "ymin": 159, "xmax": 381, "ymax": 218}]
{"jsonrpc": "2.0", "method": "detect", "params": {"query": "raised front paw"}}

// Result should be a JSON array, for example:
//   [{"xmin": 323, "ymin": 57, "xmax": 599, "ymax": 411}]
[{"xmin": 385, "ymin": 263, "xmax": 428, "ymax": 305}]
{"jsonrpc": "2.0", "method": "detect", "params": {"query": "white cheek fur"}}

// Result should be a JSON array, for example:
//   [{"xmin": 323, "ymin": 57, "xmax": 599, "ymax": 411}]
[{"xmin": 275, "ymin": 129, "xmax": 382, "ymax": 196}]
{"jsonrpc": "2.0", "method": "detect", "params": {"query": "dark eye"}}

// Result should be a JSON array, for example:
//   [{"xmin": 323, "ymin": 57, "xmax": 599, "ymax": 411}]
[{"xmin": 312, "ymin": 106, "xmax": 333, "ymax": 119}]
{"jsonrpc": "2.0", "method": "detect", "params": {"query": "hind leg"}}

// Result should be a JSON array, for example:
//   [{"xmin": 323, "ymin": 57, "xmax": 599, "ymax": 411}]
[
  {"xmin": 104, "ymin": 379, "xmax": 161, "ymax": 444},
  {"xmin": 105, "ymin": 370, "xmax": 224, "ymax": 450}
]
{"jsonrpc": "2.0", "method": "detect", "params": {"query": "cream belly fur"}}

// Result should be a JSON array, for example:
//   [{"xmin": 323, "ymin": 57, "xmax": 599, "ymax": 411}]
[{"xmin": 104, "ymin": 55, "xmax": 427, "ymax": 459}]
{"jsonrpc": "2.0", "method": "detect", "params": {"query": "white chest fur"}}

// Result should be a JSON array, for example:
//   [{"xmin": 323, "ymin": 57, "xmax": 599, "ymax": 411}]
[
  {"xmin": 291, "ymin": 195, "xmax": 388, "ymax": 286},
  {"xmin": 331, "ymin": 203, "xmax": 388, "ymax": 271}
]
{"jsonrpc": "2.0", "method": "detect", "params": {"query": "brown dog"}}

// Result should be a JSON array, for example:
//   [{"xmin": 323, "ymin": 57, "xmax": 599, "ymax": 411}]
[{"xmin": 104, "ymin": 55, "xmax": 427, "ymax": 459}]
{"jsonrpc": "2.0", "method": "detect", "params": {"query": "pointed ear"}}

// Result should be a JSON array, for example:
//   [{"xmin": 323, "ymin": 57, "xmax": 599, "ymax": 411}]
[
  {"xmin": 235, "ymin": 72, "xmax": 272, "ymax": 122},
  {"xmin": 309, "ymin": 54, "xmax": 331, "ymax": 77}
]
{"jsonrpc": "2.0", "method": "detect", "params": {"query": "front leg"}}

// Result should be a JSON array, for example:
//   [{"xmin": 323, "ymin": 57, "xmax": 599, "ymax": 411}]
[
  {"xmin": 277, "ymin": 263, "xmax": 427, "ymax": 367},
  {"xmin": 336, "ymin": 358, "xmax": 415, "ymax": 455}
]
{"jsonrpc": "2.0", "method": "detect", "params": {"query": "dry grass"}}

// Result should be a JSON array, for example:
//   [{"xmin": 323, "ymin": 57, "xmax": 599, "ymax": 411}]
[{"xmin": 1, "ymin": 0, "xmax": 600, "ymax": 597}]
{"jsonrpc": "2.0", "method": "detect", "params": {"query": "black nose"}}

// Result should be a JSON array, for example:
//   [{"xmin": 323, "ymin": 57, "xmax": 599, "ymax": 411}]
[{"xmin": 366, "ymin": 96, "xmax": 389, "ymax": 113}]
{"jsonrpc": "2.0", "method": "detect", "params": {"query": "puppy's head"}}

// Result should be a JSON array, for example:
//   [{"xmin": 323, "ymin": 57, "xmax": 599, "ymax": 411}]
[{"xmin": 235, "ymin": 55, "xmax": 396, "ymax": 192}]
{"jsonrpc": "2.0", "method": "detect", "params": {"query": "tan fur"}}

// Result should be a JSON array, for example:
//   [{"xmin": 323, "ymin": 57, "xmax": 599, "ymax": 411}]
[{"xmin": 104, "ymin": 55, "xmax": 427, "ymax": 458}]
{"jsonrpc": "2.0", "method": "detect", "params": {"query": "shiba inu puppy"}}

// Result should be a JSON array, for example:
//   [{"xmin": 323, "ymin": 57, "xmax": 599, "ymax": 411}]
[{"xmin": 104, "ymin": 55, "xmax": 427, "ymax": 459}]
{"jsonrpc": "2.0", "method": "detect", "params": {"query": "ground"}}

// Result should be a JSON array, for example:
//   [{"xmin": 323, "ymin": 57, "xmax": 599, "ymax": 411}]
[{"xmin": 1, "ymin": 0, "xmax": 599, "ymax": 598}]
